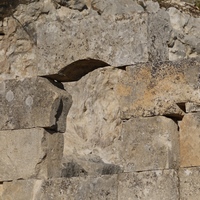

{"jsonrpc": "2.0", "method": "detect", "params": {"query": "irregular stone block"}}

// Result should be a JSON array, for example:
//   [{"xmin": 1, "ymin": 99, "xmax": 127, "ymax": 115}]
[
  {"xmin": 180, "ymin": 113, "xmax": 200, "ymax": 167},
  {"xmin": 118, "ymin": 169, "xmax": 179, "ymax": 200},
  {"xmin": 0, "ymin": 128, "xmax": 64, "ymax": 182},
  {"xmin": 37, "ymin": 8, "xmax": 171, "ymax": 76},
  {"xmin": 179, "ymin": 167, "xmax": 200, "ymax": 200},
  {"xmin": 63, "ymin": 59, "xmax": 199, "ymax": 172},
  {"xmin": 0, "ymin": 77, "xmax": 72, "ymax": 132},
  {"xmin": 185, "ymin": 102, "xmax": 200, "ymax": 113},
  {"xmin": 117, "ymin": 59, "xmax": 200, "ymax": 119},
  {"xmin": 1, "ymin": 175, "xmax": 118, "ymax": 199}
]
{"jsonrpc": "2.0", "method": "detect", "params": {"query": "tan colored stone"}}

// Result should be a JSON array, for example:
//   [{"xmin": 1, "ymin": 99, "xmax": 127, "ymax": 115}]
[
  {"xmin": 179, "ymin": 167, "xmax": 200, "ymax": 200},
  {"xmin": 1, "ymin": 175, "xmax": 118, "ymax": 200},
  {"xmin": 180, "ymin": 113, "xmax": 200, "ymax": 167},
  {"xmin": 63, "ymin": 59, "xmax": 198, "ymax": 172},
  {"xmin": 117, "ymin": 116, "xmax": 179, "ymax": 172},
  {"xmin": 0, "ymin": 77, "xmax": 72, "ymax": 132},
  {"xmin": 0, "ymin": 128, "xmax": 64, "ymax": 181},
  {"xmin": 118, "ymin": 169, "xmax": 179, "ymax": 200}
]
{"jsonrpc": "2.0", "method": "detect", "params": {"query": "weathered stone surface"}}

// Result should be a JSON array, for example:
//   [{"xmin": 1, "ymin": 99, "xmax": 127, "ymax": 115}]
[
  {"xmin": 117, "ymin": 59, "xmax": 200, "ymax": 119},
  {"xmin": 179, "ymin": 167, "xmax": 200, "ymax": 200},
  {"xmin": 63, "ymin": 59, "xmax": 198, "ymax": 172},
  {"xmin": 118, "ymin": 169, "xmax": 179, "ymax": 200},
  {"xmin": 168, "ymin": 7, "xmax": 200, "ymax": 61},
  {"xmin": 0, "ymin": 77, "xmax": 72, "ymax": 132},
  {"xmin": 1, "ymin": 175, "xmax": 118, "ymax": 199},
  {"xmin": 0, "ymin": 128, "xmax": 64, "ymax": 181},
  {"xmin": 180, "ymin": 113, "xmax": 200, "ymax": 167},
  {"xmin": 185, "ymin": 102, "xmax": 200, "ymax": 112},
  {"xmin": 63, "ymin": 115, "xmax": 179, "ymax": 173}
]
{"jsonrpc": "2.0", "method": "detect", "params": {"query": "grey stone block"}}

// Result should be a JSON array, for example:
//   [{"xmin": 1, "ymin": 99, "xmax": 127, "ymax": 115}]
[
  {"xmin": 118, "ymin": 169, "xmax": 179, "ymax": 200},
  {"xmin": 0, "ymin": 77, "xmax": 72, "ymax": 132}
]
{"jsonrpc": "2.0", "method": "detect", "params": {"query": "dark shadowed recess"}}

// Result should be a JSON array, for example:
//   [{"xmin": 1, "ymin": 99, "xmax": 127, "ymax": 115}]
[
  {"xmin": 44, "ymin": 58, "xmax": 110, "ymax": 82},
  {"xmin": 0, "ymin": 0, "xmax": 35, "ymax": 20}
]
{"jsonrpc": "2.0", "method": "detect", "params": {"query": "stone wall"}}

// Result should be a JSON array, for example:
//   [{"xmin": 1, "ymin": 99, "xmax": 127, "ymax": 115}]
[{"xmin": 0, "ymin": 0, "xmax": 200, "ymax": 199}]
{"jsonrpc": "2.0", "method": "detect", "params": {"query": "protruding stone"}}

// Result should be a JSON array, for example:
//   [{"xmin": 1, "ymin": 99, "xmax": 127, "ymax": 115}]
[
  {"xmin": 0, "ymin": 77, "xmax": 72, "ymax": 132},
  {"xmin": 179, "ymin": 167, "xmax": 200, "ymax": 200},
  {"xmin": 0, "ymin": 128, "xmax": 64, "ymax": 182},
  {"xmin": 118, "ymin": 169, "xmax": 179, "ymax": 200},
  {"xmin": 180, "ymin": 113, "xmax": 200, "ymax": 167}
]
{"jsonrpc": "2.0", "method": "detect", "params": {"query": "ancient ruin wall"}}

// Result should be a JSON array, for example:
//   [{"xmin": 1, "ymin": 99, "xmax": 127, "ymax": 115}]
[{"xmin": 0, "ymin": 0, "xmax": 200, "ymax": 199}]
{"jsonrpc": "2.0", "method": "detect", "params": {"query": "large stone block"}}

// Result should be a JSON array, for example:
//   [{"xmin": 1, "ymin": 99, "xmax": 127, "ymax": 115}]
[
  {"xmin": 117, "ymin": 116, "xmax": 179, "ymax": 172},
  {"xmin": 0, "ymin": 77, "xmax": 72, "ymax": 132},
  {"xmin": 0, "ymin": 128, "xmax": 64, "ymax": 181},
  {"xmin": 1, "ymin": 175, "xmax": 118, "ymax": 200},
  {"xmin": 179, "ymin": 167, "xmax": 200, "ymax": 200},
  {"xmin": 63, "ymin": 59, "xmax": 199, "ymax": 172},
  {"xmin": 180, "ymin": 113, "xmax": 200, "ymax": 167},
  {"xmin": 36, "ymin": 7, "xmax": 172, "ymax": 76},
  {"xmin": 118, "ymin": 169, "xmax": 179, "ymax": 200}
]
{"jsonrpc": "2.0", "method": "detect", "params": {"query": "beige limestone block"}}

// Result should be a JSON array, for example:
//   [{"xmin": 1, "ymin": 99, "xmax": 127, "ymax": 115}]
[
  {"xmin": 0, "ymin": 128, "xmax": 64, "ymax": 182},
  {"xmin": 0, "ymin": 77, "xmax": 72, "ymax": 132},
  {"xmin": 179, "ymin": 167, "xmax": 200, "ymax": 200},
  {"xmin": 1, "ymin": 175, "xmax": 118, "ymax": 200},
  {"xmin": 118, "ymin": 116, "xmax": 179, "ymax": 172},
  {"xmin": 118, "ymin": 169, "xmax": 179, "ymax": 200},
  {"xmin": 180, "ymin": 113, "xmax": 200, "ymax": 167},
  {"xmin": 117, "ymin": 59, "xmax": 200, "ymax": 119},
  {"xmin": 63, "ymin": 59, "xmax": 199, "ymax": 172}
]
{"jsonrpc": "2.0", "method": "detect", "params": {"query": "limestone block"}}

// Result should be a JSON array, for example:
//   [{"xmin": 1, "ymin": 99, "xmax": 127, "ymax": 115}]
[
  {"xmin": 118, "ymin": 169, "xmax": 179, "ymax": 200},
  {"xmin": 63, "ymin": 59, "xmax": 197, "ymax": 171},
  {"xmin": 0, "ymin": 128, "xmax": 64, "ymax": 182},
  {"xmin": 117, "ymin": 59, "xmax": 200, "ymax": 119},
  {"xmin": 35, "ymin": 3, "xmax": 172, "ymax": 76},
  {"xmin": 185, "ymin": 102, "xmax": 200, "ymax": 112},
  {"xmin": 0, "ymin": 77, "xmax": 72, "ymax": 132},
  {"xmin": 180, "ymin": 113, "xmax": 200, "ymax": 167},
  {"xmin": 1, "ymin": 175, "xmax": 118, "ymax": 199},
  {"xmin": 179, "ymin": 167, "xmax": 200, "ymax": 200},
  {"xmin": 117, "ymin": 116, "xmax": 179, "ymax": 172}
]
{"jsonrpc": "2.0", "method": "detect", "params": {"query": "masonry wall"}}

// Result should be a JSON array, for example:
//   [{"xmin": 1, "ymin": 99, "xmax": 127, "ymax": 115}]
[{"xmin": 0, "ymin": 0, "xmax": 200, "ymax": 199}]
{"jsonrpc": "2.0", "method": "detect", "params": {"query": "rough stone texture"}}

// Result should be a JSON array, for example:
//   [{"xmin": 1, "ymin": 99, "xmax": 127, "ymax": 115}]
[
  {"xmin": 118, "ymin": 169, "xmax": 179, "ymax": 200},
  {"xmin": 168, "ymin": 7, "xmax": 200, "ymax": 60},
  {"xmin": 0, "ymin": 0, "xmax": 170, "ymax": 79},
  {"xmin": 0, "ymin": 128, "xmax": 64, "ymax": 181},
  {"xmin": 63, "ymin": 59, "xmax": 198, "ymax": 172},
  {"xmin": 180, "ymin": 113, "xmax": 200, "ymax": 167},
  {"xmin": 179, "ymin": 167, "xmax": 200, "ymax": 200},
  {"xmin": 63, "ymin": 116, "xmax": 179, "ymax": 174},
  {"xmin": 0, "ymin": 77, "xmax": 72, "ymax": 132},
  {"xmin": 185, "ymin": 102, "xmax": 200, "ymax": 112},
  {"xmin": 1, "ymin": 175, "xmax": 118, "ymax": 199}
]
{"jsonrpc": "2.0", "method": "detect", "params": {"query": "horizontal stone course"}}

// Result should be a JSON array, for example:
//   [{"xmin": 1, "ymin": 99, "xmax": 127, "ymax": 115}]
[
  {"xmin": 1, "ymin": 169, "xmax": 179, "ymax": 200},
  {"xmin": 0, "ymin": 128, "xmax": 64, "ymax": 182},
  {"xmin": 0, "ymin": 77, "xmax": 72, "ymax": 132}
]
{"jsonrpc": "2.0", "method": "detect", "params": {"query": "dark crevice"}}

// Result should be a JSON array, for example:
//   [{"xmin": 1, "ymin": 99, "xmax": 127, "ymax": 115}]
[
  {"xmin": 176, "ymin": 103, "xmax": 186, "ymax": 113},
  {"xmin": 116, "ymin": 65, "xmax": 127, "ymax": 71},
  {"xmin": 43, "ymin": 58, "xmax": 110, "ymax": 82}
]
